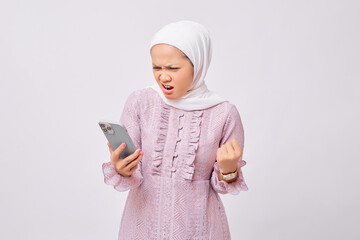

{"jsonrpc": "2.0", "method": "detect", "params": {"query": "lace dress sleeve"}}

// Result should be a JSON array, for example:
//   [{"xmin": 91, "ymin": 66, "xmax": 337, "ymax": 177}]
[
  {"xmin": 210, "ymin": 104, "xmax": 248, "ymax": 195},
  {"xmin": 102, "ymin": 91, "xmax": 144, "ymax": 192}
]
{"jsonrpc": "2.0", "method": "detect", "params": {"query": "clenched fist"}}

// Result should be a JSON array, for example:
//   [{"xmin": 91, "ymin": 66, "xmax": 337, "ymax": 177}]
[
  {"xmin": 216, "ymin": 138, "xmax": 242, "ymax": 181},
  {"xmin": 107, "ymin": 142, "xmax": 143, "ymax": 177}
]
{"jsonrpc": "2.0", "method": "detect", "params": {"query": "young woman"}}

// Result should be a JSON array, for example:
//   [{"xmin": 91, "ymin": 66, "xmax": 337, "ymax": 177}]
[{"xmin": 102, "ymin": 20, "xmax": 248, "ymax": 239}]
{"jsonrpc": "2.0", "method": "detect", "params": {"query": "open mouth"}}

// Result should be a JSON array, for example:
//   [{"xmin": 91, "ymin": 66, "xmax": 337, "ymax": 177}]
[{"xmin": 162, "ymin": 83, "xmax": 174, "ymax": 90}]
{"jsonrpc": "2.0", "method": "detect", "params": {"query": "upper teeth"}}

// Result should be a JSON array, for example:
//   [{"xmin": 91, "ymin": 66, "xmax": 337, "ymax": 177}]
[{"xmin": 164, "ymin": 85, "xmax": 171, "ymax": 89}]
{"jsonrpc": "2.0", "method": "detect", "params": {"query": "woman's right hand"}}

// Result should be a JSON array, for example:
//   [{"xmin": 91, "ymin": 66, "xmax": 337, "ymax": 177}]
[{"xmin": 107, "ymin": 142, "xmax": 143, "ymax": 177}]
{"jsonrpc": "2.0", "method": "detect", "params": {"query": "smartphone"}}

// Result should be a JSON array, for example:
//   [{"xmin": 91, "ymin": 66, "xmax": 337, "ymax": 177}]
[{"xmin": 98, "ymin": 120, "xmax": 137, "ymax": 159}]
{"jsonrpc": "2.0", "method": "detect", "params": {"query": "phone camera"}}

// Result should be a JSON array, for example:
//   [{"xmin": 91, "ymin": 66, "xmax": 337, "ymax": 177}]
[{"xmin": 99, "ymin": 122, "xmax": 114, "ymax": 135}]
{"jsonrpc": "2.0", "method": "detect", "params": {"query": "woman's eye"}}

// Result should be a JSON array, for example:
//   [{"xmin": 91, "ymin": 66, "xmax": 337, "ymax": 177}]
[{"xmin": 153, "ymin": 67, "xmax": 179, "ymax": 70}]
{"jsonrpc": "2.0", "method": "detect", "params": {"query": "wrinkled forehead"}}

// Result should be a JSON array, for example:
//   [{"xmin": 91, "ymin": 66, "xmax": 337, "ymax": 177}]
[
  {"xmin": 150, "ymin": 43, "xmax": 193, "ymax": 65},
  {"xmin": 150, "ymin": 43, "xmax": 186, "ymax": 57}
]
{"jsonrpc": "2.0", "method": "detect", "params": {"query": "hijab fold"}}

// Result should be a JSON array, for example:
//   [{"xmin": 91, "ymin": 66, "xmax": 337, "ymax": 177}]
[{"xmin": 149, "ymin": 20, "xmax": 226, "ymax": 111}]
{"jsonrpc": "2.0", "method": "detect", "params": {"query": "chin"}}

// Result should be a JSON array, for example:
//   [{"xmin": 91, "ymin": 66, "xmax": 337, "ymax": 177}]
[{"xmin": 164, "ymin": 95, "xmax": 179, "ymax": 100}]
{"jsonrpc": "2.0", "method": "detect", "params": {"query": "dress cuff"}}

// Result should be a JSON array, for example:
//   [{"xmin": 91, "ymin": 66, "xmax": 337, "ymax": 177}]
[
  {"xmin": 211, "ymin": 160, "xmax": 248, "ymax": 195},
  {"xmin": 102, "ymin": 161, "xmax": 143, "ymax": 192}
]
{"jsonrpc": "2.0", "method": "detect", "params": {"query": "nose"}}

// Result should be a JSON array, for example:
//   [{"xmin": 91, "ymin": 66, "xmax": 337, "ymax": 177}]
[{"xmin": 159, "ymin": 73, "xmax": 171, "ymax": 82}]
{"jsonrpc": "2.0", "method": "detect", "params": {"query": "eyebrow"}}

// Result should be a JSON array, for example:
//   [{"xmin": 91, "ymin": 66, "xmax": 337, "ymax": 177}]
[{"xmin": 152, "ymin": 64, "xmax": 179, "ymax": 67}]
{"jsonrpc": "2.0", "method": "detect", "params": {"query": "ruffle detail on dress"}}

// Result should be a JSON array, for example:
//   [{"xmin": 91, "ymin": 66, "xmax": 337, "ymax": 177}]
[
  {"xmin": 182, "ymin": 110, "xmax": 203, "ymax": 180},
  {"xmin": 151, "ymin": 102, "xmax": 171, "ymax": 176},
  {"xmin": 102, "ymin": 162, "xmax": 121, "ymax": 186},
  {"xmin": 102, "ymin": 161, "xmax": 144, "ymax": 192}
]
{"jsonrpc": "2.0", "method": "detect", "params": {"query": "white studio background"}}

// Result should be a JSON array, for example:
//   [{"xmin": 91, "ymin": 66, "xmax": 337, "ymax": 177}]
[{"xmin": 1, "ymin": 0, "xmax": 359, "ymax": 239}]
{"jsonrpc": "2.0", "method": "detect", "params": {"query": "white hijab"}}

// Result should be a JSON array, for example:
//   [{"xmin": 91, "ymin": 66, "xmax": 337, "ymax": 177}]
[{"xmin": 149, "ymin": 20, "xmax": 226, "ymax": 111}]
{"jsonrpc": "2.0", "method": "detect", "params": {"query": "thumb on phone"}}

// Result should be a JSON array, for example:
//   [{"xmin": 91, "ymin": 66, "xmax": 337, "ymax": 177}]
[{"xmin": 108, "ymin": 142, "xmax": 126, "ymax": 165}]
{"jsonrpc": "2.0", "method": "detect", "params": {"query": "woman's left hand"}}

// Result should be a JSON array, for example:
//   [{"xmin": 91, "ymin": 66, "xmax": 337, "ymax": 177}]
[{"xmin": 216, "ymin": 138, "xmax": 242, "ymax": 174}]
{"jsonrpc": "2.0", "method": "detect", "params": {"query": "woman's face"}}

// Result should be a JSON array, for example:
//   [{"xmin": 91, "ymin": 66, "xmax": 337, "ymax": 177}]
[{"xmin": 150, "ymin": 44, "xmax": 194, "ymax": 100}]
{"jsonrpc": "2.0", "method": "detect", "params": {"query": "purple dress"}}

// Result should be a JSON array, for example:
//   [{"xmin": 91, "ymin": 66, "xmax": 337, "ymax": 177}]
[{"xmin": 102, "ymin": 87, "xmax": 248, "ymax": 239}]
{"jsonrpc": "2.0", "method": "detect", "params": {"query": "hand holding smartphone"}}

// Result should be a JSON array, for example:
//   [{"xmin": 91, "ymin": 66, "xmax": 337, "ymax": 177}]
[
  {"xmin": 99, "ymin": 120, "xmax": 143, "ymax": 177},
  {"xmin": 99, "ymin": 120, "xmax": 137, "ymax": 159}
]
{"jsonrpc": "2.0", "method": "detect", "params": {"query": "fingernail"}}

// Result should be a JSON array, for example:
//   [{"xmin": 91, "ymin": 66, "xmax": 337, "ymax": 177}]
[
  {"xmin": 140, "ymin": 151, "xmax": 144, "ymax": 155},
  {"xmin": 121, "ymin": 143, "xmax": 126, "ymax": 147}
]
